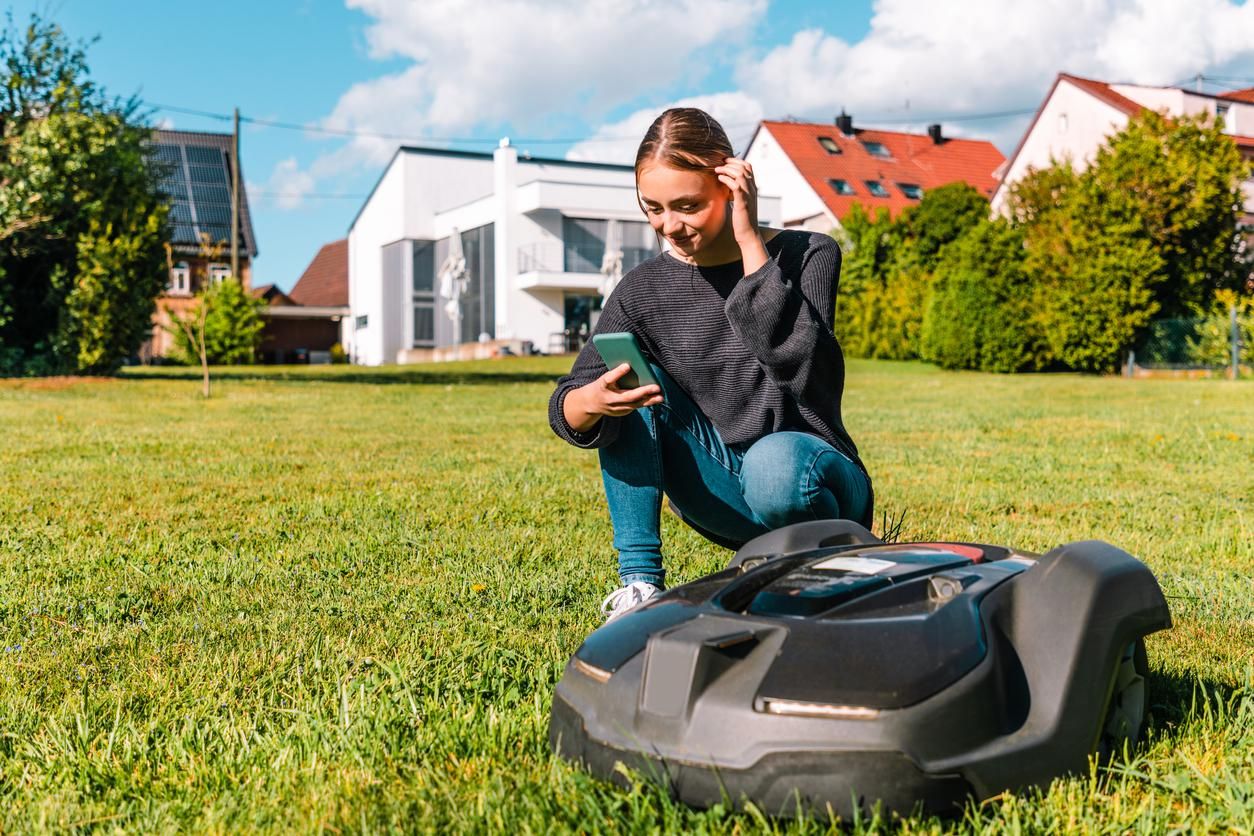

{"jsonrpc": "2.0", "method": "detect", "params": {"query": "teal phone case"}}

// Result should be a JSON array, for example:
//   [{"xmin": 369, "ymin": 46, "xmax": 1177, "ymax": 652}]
[{"xmin": 592, "ymin": 332, "xmax": 659, "ymax": 389}]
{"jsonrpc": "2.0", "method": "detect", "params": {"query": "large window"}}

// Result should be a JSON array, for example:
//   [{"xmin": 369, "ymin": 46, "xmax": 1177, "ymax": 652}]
[
  {"xmin": 562, "ymin": 217, "xmax": 656, "ymax": 274},
  {"xmin": 412, "ymin": 240, "xmax": 436, "ymax": 347},
  {"xmin": 421, "ymin": 224, "xmax": 495, "ymax": 347},
  {"xmin": 458, "ymin": 224, "xmax": 495, "ymax": 343}
]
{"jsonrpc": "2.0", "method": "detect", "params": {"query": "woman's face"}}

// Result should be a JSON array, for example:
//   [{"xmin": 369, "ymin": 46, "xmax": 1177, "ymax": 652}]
[{"xmin": 637, "ymin": 162, "xmax": 731, "ymax": 258}]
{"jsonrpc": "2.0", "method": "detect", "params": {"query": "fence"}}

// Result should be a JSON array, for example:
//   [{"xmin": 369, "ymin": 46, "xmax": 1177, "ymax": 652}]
[{"xmin": 1128, "ymin": 308, "xmax": 1251, "ymax": 378}]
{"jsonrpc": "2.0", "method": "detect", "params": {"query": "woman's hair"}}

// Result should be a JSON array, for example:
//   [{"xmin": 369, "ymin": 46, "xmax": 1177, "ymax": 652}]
[{"xmin": 634, "ymin": 107, "xmax": 734, "ymax": 179}]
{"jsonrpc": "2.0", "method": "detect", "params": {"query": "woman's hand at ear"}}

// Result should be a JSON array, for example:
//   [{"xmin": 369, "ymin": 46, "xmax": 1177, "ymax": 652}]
[
  {"xmin": 563, "ymin": 363, "xmax": 664, "ymax": 433},
  {"xmin": 714, "ymin": 157, "xmax": 768, "ymax": 274}
]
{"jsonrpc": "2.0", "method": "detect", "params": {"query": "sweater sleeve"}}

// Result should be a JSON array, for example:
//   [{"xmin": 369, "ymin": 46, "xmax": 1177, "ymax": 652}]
[
  {"xmin": 723, "ymin": 233, "xmax": 843, "ymax": 411},
  {"xmin": 546, "ymin": 290, "xmax": 636, "ymax": 449}
]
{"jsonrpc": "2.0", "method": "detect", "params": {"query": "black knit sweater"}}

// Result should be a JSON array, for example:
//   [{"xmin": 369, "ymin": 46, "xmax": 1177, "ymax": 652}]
[{"xmin": 547, "ymin": 229, "xmax": 865, "ymax": 476}]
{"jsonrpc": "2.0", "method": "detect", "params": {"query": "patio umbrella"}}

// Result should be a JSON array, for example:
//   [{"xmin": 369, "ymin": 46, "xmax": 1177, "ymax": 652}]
[
  {"xmin": 600, "ymin": 218, "xmax": 624, "ymax": 300},
  {"xmin": 437, "ymin": 227, "xmax": 469, "ymax": 359}
]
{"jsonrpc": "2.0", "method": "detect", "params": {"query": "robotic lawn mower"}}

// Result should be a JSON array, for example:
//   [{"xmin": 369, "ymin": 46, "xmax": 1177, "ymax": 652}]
[{"xmin": 550, "ymin": 520, "xmax": 1170, "ymax": 817}]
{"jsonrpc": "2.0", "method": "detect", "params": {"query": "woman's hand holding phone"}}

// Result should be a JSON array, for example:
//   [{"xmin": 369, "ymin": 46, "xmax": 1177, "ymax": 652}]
[{"xmin": 563, "ymin": 364, "xmax": 663, "ymax": 434}]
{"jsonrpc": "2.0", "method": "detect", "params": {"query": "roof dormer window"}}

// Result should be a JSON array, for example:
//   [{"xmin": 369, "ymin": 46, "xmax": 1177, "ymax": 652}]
[
  {"xmin": 828, "ymin": 178, "xmax": 856, "ymax": 196},
  {"xmin": 861, "ymin": 140, "xmax": 892, "ymax": 159},
  {"xmin": 817, "ymin": 136, "xmax": 841, "ymax": 154},
  {"xmin": 865, "ymin": 180, "xmax": 890, "ymax": 197},
  {"xmin": 897, "ymin": 183, "xmax": 923, "ymax": 200}
]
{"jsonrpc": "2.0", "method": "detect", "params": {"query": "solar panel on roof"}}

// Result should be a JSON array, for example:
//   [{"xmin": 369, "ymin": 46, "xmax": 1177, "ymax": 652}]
[
  {"xmin": 189, "ymin": 164, "xmax": 227, "ymax": 184},
  {"xmin": 149, "ymin": 132, "xmax": 256, "ymax": 257},
  {"xmin": 192, "ymin": 183, "xmax": 231, "ymax": 204},
  {"xmin": 185, "ymin": 146, "xmax": 224, "ymax": 166}
]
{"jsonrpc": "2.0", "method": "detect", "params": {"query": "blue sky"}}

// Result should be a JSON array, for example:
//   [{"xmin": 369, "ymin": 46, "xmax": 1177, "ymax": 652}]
[{"xmin": 9, "ymin": 0, "xmax": 1254, "ymax": 290}]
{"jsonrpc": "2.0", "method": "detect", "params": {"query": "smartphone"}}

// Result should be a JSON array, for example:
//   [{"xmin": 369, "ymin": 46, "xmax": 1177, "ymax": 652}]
[{"xmin": 592, "ymin": 332, "xmax": 659, "ymax": 389}]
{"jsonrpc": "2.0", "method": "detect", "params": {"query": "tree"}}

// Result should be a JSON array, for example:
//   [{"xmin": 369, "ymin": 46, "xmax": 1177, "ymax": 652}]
[
  {"xmin": 167, "ymin": 276, "xmax": 264, "ymax": 367},
  {"xmin": 0, "ymin": 14, "xmax": 168, "ymax": 375},
  {"xmin": 835, "ymin": 185, "xmax": 989, "ymax": 360},
  {"xmin": 921, "ymin": 219, "xmax": 1048, "ymax": 372},
  {"xmin": 1008, "ymin": 110, "xmax": 1250, "ymax": 372}
]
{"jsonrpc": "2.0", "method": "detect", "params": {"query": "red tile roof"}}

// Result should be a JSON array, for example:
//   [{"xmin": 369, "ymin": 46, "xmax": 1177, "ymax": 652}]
[
  {"xmin": 1219, "ymin": 87, "xmax": 1254, "ymax": 104},
  {"xmin": 1057, "ymin": 73, "xmax": 1144, "ymax": 115},
  {"xmin": 290, "ymin": 239, "xmax": 348, "ymax": 307},
  {"xmin": 251, "ymin": 283, "xmax": 298, "ymax": 306},
  {"xmin": 760, "ymin": 120, "xmax": 1005, "ymax": 221}
]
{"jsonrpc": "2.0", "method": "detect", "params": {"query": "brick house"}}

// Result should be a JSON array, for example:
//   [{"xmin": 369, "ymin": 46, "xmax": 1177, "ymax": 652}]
[
  {"xmin": 140, "ymin": 129, "xmax": 258, "ymax": 361},
  {"xmin": 257, "ymin": 239, "xmax": 349, "ymax": 364}
]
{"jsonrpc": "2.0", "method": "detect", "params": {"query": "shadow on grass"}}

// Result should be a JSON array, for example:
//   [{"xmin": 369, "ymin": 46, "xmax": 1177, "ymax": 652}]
[
  {"xmin": 1145, "ymin": 667, "xmax": 1244, "ymax": 731},
  {"xmin": 119, "ymin": 367, "xmax": 563, "ymax": 386}
]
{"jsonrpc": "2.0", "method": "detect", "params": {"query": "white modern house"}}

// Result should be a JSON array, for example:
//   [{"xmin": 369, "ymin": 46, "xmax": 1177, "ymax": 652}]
[
  {"xmin": 991, "ymin": 73, "xmax": 1254, "ymax": 217},
  {"xmin": 345, "ymin": 141, "xmax": 782, "ymax": 365}
]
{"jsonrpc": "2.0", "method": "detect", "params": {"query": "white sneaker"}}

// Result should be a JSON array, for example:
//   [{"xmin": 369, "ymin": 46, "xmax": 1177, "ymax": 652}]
[{"xmin": 600, "ymin": 581, "xmax": 663, "ymax": 622}]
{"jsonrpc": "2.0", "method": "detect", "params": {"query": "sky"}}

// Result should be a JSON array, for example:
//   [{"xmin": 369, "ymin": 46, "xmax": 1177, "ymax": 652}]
[{"xmin": 9, "ymin": 0, "xmax": 1254, "ymax": 291}]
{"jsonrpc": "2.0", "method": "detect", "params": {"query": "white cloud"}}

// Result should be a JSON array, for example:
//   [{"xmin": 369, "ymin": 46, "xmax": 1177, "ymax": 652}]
[
  {"xmin": 565, "ymin": 91, "xmax": 765, "ymax": 164},
  {"xmin": 262, "ymin": 157, "xmax": 317, "ymax": 210},
  {"xmin": 733, "ymin": 0, "xmax": 1254, "ymax": 151},
  {"xmin": 339, "ymin": 0, "xmax": 763, "ymax": 132},
  {"xmin": 268, "ymin": 0, "xmax": 765, "ymax": 209},
  {"xmin": 273, "ymin": 0, "xmax": 1254, "ymax": 211}
]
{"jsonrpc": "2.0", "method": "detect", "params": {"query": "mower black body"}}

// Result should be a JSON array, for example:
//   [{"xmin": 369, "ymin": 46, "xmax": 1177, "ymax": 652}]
[{"xmin": 549, "ymin": 520, "xmax": 1170, "ymax": 817}]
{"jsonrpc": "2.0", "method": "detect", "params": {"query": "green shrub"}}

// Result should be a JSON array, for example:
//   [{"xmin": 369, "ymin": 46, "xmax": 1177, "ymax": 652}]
[
  {"xmin": 167, "ymin": 278, "xmax": 264, "ymax": 365},
  {"xmin": 1185, "ymin": 291, "xmax": 1254, "ymax": 368},
  {"xmin": 921, "ymin": 220, "xmax": 1047, "ymax": 372},
  {"xmin": 836, "ymin": 185, "xmax": 988, "ymax": 360}
]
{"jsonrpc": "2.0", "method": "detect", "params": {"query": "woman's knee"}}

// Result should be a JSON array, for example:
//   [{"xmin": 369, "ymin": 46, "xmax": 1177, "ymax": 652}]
[{"xmin": 740, "ymin": 433, "xmax": 857, "ymax": 529}]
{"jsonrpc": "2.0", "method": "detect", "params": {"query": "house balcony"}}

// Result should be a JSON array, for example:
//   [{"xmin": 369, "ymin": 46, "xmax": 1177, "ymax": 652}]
[
  {"xmin": 515, "ymin": 242, "xmax": 656, "ymax": 292},
  {"xmin": 515, "ymin": 180, "xmax": 642, "ymax": 219}
]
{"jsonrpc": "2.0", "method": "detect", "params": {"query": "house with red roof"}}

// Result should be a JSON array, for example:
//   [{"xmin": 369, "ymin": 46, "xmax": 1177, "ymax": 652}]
[
  {"xmin": 256, "ymin": 238, "xmax": 350, "ymax": 363},
  {"xmin": 742, "ymin": 115, "xmax": 1006, "ymax": 231},
  {"xmin": 991, "ymin": 72, "xmax": 1254, "ymax": 219}
]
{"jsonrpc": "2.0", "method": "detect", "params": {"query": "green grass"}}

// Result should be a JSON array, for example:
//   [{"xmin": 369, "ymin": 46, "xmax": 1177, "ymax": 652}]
[{"xmin": 1, "ymin": 358, "xmax": 1251, "ymax": 833}]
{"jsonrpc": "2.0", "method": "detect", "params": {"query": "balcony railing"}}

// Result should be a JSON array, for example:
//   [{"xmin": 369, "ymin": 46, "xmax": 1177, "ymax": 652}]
[{"xmin": 517, "ymin": 242, "xmax": 657, "ymax": 274}]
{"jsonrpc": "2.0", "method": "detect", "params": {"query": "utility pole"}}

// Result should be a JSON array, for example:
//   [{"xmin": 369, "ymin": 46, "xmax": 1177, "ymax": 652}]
[{"xmin": 231, "ymin": 107, "xmax": 240, "ymax": 282}]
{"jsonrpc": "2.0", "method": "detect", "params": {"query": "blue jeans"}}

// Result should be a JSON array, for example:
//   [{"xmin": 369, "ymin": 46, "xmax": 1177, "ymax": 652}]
[{"xmin": 599, "ymin": 365, "xmax": 871, "ymax": 587}]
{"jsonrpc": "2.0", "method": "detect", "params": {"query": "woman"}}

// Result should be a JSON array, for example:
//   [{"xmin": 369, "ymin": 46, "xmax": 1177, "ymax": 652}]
[{"xmin": 547, "ymin": 108, "xmax": 872, "ymax": 620}]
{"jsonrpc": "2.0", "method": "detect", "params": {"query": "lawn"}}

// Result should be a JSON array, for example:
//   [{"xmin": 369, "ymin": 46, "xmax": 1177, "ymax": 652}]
[{"xmin": 1, "ymin": 358, "xmax": 1251, "ymax": 833}]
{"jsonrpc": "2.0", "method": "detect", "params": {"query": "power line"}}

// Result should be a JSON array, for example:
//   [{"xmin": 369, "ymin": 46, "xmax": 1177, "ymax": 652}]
[
  {"xmin": 251, "ymin": 189, "xmax": 369, "ymax": 200},
  {"xmin": 146, "ymin": 99, "xmax": 1041, "ymax": 149}
]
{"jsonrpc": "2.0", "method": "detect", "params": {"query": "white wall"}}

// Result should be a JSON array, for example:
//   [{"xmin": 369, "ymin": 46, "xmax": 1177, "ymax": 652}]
[
  {"xmin": 744, "ymin": 126, "xmax": 832, "ymax": 229},
  {"xmin": 346, "ymin": 156, "xmax": 407, "ymax": 366},
  {"xmin": 348, "ymin": 144, "xmax": 790, "ymax": 364},
  {"xmin": 349, "ymin": 150, "xmax": 496, "ymax": 364},
  {"xmin": 991, "ymin": 79, "xmax": 1130, "ymax": 213}
]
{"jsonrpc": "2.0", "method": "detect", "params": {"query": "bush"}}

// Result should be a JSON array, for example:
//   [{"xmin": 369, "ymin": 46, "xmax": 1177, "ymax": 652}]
[
  {"xmin": 167, "ymin": 278, "xmax": 264, "ymax": 365},
  {"xmin": 836, "ymin": 185, "xmax": 988, "ymax": 360},
  {"xmin": 1185, "ymin": 291, "xmax": 1254, "ymax": 368},
  {"xmin": 921, "ymin": 220, "xmax": 1047, "ymax": 372}
]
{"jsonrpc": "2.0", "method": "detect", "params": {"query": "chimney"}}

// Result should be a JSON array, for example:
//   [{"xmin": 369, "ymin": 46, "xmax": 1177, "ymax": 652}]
[
  {"xmin": 835, "ymin": 110, "xmax": 854, "ymax": 136},
  {"xmin": 927, "ymin": 123, "xmax": 944, "ymax": 144}
]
